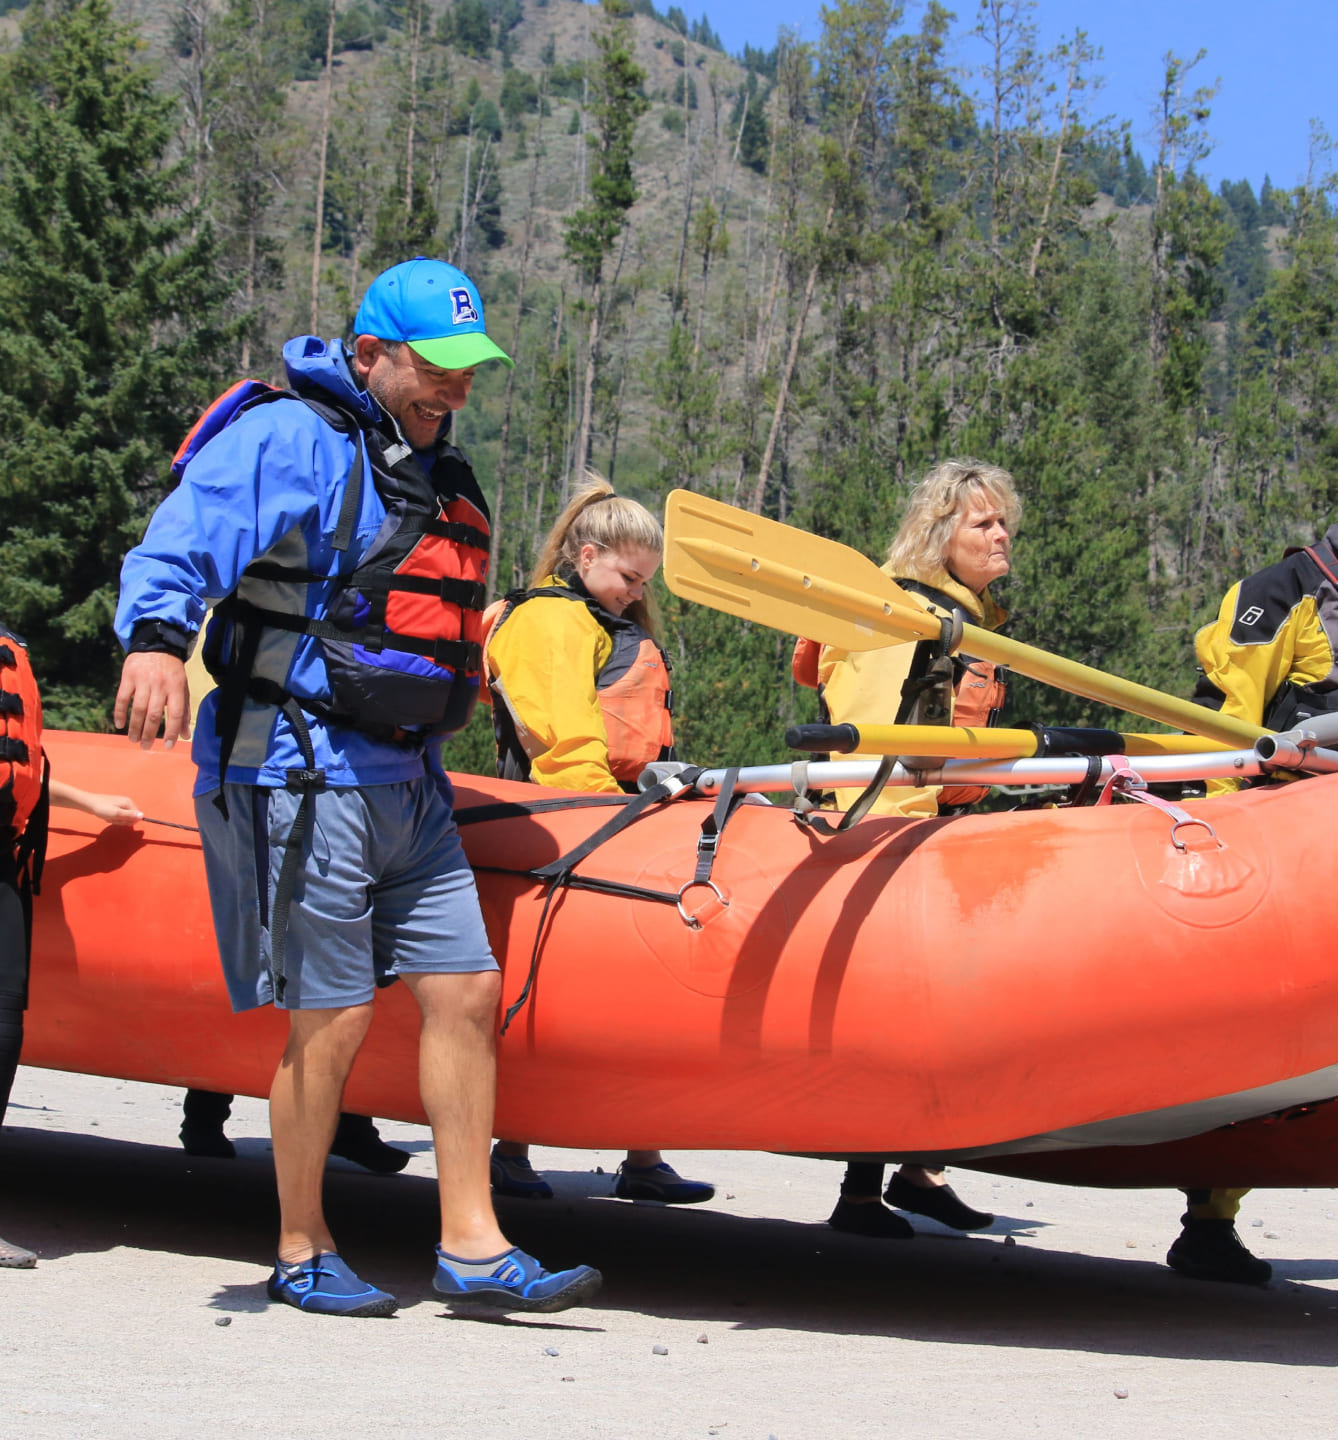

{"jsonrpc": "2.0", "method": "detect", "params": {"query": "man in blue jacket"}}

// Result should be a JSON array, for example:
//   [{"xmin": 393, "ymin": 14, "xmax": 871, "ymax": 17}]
[{"xmin": 113, "ymin": 258, "xmax": 601, "ymax": 1318}]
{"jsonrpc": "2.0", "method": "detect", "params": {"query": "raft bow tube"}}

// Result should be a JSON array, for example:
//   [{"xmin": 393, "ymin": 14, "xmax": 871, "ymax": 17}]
[{"xmin": 24, "ymin": 731, "xmax": 1338, "ymax": 1188}]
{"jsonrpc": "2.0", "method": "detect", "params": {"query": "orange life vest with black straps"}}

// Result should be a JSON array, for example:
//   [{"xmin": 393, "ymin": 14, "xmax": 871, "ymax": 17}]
[
  {"xmin": 0, "ymin": 623, "xmax": 48, "ymax": 861},
  {"xmin": 484, "ymin": 583, "xmax": 675, "ymax": 787},
  {"xmin": 792, "ymin": 580, "xmax": 1007, "ymax": 810}
]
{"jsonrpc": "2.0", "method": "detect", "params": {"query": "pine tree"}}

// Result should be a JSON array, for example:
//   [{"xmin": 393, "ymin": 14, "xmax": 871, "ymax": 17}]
[{"xmin": 0, "ymin": 0, "xmax": 237, "ymax": 725}]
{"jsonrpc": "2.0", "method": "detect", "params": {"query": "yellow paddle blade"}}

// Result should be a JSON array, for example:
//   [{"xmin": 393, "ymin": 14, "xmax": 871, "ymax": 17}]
[
  {"xmin": 662, "ymin": 490, "xmax": 1269, "ymax": 749},
  {"xmin": 664, "ymin": 490, "xmax": 944, "ymax": 650}
]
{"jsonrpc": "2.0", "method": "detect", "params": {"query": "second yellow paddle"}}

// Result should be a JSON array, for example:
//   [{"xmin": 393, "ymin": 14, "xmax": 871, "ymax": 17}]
[
  {"xmin": 784, "ymin": 722, "xmax": 1235, "ymax": 761},
  {"xmin": 663, "ymin": 490, "xmax": 1268, "ymax": 750}
]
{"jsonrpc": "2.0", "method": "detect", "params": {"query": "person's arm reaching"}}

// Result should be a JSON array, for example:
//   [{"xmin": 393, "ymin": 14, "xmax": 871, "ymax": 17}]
[{"xmin": 48, "ymin": 780, "xmax": 143, "ymax": 826}]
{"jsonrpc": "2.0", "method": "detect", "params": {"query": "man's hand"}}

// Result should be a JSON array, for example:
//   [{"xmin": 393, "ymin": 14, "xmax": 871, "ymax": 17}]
[{"xmin": 114, "ymin": 652, "xmax": 192, "ymax": 749}]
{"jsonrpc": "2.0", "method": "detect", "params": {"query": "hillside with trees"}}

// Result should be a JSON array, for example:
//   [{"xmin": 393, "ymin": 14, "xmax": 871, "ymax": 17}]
[{"xmin": 1, "ymin": 0, "xmax": 1336, "ymax": 775}]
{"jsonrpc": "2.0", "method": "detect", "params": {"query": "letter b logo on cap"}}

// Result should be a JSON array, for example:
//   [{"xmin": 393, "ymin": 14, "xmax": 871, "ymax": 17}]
[{"xmin": 451, "ymin": 288, "xmax": 480, "ymax": 325}]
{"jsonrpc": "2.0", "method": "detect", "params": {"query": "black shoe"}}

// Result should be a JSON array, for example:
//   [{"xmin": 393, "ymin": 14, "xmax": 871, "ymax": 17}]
[
  {"xmin": 613, "ymin": 1161, "xmax": 714, "ymax": 1205},
  {"xmin": 827, "ymin": 1196, "xmax": 915, "ymax": 1239},
  {"xmin": 330, "ymin": 1114, "xmax": 411, "ymax": 1175},
  {"xmin": 1167, "ymin": 1219, "xmax": 1272, "ymax": 1285},
  {"xmin": 885, "ymin": 1171, "xmax": 994, "ymax": 1231},
  {"xmin": 180, "ymin": 1124, "xmax": 236, "ymax": 1160}
]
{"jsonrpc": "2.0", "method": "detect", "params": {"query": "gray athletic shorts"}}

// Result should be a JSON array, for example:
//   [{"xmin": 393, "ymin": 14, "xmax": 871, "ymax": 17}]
[{"xmin": 194, "ymin": 776, "xmax": 498, "ymax": 1012}]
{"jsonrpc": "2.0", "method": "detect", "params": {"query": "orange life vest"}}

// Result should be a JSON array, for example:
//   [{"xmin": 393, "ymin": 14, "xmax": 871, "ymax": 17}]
[
  {"xmin": 0, "ymin": 624, "xmax": 48, "ymax": 861},
  {"xmin": 484, "ymin": 584, "xmax": 674, "ymax": 786}
]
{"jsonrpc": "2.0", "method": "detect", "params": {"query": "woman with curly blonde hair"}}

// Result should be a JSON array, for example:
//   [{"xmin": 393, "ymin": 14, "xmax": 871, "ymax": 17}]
[{"xmin": 793, "ymin": 458, "xmax": 1021, "ymax": 1239}]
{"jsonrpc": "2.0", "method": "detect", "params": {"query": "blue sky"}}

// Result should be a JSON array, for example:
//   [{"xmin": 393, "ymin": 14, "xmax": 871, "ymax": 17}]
[{"xmin": 688, "ymin": 0, "xmax": 1338, "ymax": 194}]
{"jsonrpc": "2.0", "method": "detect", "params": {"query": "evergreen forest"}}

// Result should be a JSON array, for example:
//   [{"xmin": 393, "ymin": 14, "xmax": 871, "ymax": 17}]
[{"xmin": 2, "ymin": 0, "xmax": 1337, "ymax": 776}]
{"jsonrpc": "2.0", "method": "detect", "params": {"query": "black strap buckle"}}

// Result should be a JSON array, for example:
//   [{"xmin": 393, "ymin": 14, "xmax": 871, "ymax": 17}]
[{"xmin": 285, "ymin": 767, "xmax": 327, "ymax": 793}]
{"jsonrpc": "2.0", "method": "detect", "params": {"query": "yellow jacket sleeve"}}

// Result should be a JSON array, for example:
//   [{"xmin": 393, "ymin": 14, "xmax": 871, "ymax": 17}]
[
  {"xmin": 485, "ymin": 594, "xmax": 622, "ymax": 794},
  {"xmin": 1194, "ymin": 582, "xmax": 1331, "ymax": 729},
  {"xmin": 819, "ymin": 639, "xmax": 941, "ymax": 818},
  {"xmin": 1195, "ymin": 580, "xmax": 1331, "ymax": 796}
]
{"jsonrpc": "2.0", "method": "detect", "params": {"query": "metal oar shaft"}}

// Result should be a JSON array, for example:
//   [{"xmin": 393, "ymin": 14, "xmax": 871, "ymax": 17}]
[{"xmin": 689, "ymin": 742, "xmax": 1338, "ymax": 797}]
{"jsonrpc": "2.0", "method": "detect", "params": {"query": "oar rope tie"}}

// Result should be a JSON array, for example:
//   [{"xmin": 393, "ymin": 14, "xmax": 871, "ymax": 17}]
[{"xmin": 789, "ymin": 755, "xmax": 896, "ymax": 836}]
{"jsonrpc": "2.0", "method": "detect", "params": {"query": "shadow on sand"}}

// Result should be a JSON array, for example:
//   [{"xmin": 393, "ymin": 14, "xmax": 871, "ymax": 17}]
[{"xmin": 3, "ymin": 1123, "xmax": 1335, "ymax": 1364}]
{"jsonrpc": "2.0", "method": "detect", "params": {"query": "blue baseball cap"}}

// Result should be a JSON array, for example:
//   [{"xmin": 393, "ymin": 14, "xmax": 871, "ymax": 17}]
[{"xmin": 354, "ymin": 257, "xmax": 513, "ymax": 369}]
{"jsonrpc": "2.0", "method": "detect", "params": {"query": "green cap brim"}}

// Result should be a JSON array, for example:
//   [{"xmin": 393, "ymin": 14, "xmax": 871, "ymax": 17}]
[{"xmin": 409, "ymin": 333, "xmax": 514, "ymax": 369}]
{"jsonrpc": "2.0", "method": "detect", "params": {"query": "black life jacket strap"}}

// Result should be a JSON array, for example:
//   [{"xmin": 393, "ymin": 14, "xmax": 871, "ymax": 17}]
[
  {"xmin": 425, "ymin": 518, "xmax": 490, "ymax": 550},
  {"xmin": 394, "ymin": 575, "xmax": 488, "ymax": 609},
  {"xmin": 210, "ymin": 601, "xmax": 266, "ymax": 821},
  {"xmin": 13, "ymin": 753, "xmax": 50, "ymax": 906},
  {"xmin": 332, "ymin": 432, "xmax": 364, "ymax": 552},
  {"xmin": 267, "ymin": 699, "xmax": 325, "ymax": 1006}
]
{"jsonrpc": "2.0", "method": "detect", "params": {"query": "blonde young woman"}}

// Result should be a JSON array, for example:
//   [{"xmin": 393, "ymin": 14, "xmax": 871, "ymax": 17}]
[
  {"xmin": 483, "ymin": 476, "xmax": 713, "ymax": 1205},
  {"xmin": 794, "ymin": 459, "xmax": 1020, "ymax": 1238}
]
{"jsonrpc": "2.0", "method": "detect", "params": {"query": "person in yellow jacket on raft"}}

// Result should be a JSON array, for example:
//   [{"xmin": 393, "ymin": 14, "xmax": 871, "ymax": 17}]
[
  {"xmin": 1145, "ymin": 532, "xmax": 1338, "ymax": 1286},
  {"xmin": 793, "ymin": 458, "xmax": 1016, "ymax": 1240},
  {"xmin": 481, "ymin": 475, "xmax": 714, "ymax": 1206}
]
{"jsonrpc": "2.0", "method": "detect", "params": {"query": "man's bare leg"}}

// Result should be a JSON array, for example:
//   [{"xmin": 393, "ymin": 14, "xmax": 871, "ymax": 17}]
[
  {"xmin": 402, "ymin": 970, "xmax": 509, "ymax": 1258},
  {"xmin": 271, "ymin": 1002, "xmax": 373, "ymax": 1262}
]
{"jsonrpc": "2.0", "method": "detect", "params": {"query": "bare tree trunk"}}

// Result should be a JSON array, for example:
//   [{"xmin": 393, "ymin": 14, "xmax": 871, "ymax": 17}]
[
  {"xmin": 1027, "ymin": 42, "xmax": 1078, "ymax": 281},
  {"xmin": 606, "ymin": 272, "xmax": 640, "ymax": 485},
  {"xmin": 309, "ymin": 0, "xmax": 337, "ymax": 333},
  {"xmin": 572, "ymin": 273, "xmax": 602, "ymax": 495},
  {"xmin": 241, "ymin": 219, "xmax": 257, "ymax": 371},
  {"xmin": 404, "ymin": 0, "xmax": 423, "ymax": 213},
  {"xmin": 749, "ymin": 242, "xmax": 823, "ymax": 512},
  {"xmin": 671, "ymin": 113, "xmax": 695, "ymax": 319},
  {"xmin": 456, "ymin": 116, "xmax": 474, "ymax": 269},
  {"xmin": 488, "ymin": 73, "xmax": 549, "ymax": 599}
]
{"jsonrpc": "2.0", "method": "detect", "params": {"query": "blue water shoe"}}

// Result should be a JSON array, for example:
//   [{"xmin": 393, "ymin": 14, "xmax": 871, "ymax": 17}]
[
  {"xmin": 433, "ymin": 1246, "xmax": 602, "ymax": 1313},
  {"xmin": 267, "ymin": 1253, "xmax": 398, "ymax": 1317}
]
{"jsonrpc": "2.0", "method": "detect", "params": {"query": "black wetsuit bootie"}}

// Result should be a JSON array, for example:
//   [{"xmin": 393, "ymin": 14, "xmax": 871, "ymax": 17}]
[
  {"xmin": 180, "ymin": 1089, "xmax": 236, "ymax": 1159},
  {"xmin": 330, "ymin": 1113, "xmax": 411, "ymax": 1174},
  {"xmin": 1167, "ymin": 1218, "xmax": 1271, "ymax": 1285}
]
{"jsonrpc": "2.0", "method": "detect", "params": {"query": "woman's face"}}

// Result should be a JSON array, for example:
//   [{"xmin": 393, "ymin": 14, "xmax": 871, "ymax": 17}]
[
  {"xmin": 578, "ymin": 543, "xmax": 661, "ymax": 616},
  {"xmin": 944, "ymin": 494, "xmax": 1012, "ymax": 594}
]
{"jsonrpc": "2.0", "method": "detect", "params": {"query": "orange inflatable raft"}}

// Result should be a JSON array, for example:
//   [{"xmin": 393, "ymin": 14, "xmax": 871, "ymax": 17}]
[{"xmin": 24, "ymin": 729, "xmax": 1338, "ymax": 1190}]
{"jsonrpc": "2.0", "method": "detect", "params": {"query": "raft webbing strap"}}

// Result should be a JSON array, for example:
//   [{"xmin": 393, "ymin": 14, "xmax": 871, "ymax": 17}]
[
  {"xmin": 472, "ymin": 866, "xmax": 680, "ymax": 906},
  {"xmin": 691, "ymin": 768, "xmax": 742, "ymax": 887},
  {"xmin": 789, "ymin": 755, "xmax": 896, "ymax": 835},
  {"xmin": 496, "ymin": 770, "xmax": 704, "ymax": 1036},
  {"xmin": 454, "ymin": 794, "xmax": 631, "ymax": 826}
]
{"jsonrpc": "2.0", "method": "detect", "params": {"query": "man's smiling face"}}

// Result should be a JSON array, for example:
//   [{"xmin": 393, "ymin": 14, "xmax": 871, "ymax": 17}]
[{"xmin": 354, "ymin": 335, "xmax": 476, "ymax": 449}]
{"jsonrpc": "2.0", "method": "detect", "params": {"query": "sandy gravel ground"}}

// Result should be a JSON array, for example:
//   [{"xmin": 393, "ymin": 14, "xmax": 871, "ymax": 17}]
[{"xmin": 1, "ymin": 1066, "xmax": 1335, "ymax": 1440}]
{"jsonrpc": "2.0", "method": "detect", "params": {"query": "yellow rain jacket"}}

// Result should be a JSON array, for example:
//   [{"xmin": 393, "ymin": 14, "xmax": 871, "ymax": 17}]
[
  {"xmin": 1194, "ymin": 528, "xmax": 1338, "ymax": 794},
  {"xmin": 810, "ymin": 569, "xmax": 1007, "ymax": 818},
  {"xmin": 484, "ymin": 575, "xmax": 673, "ymax": 794}
]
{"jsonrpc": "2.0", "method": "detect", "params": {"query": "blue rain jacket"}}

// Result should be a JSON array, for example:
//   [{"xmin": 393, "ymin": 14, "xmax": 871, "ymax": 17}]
[{"xmin": 117, "ymin": 337, "xmax": 455, "ymax": 795}]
